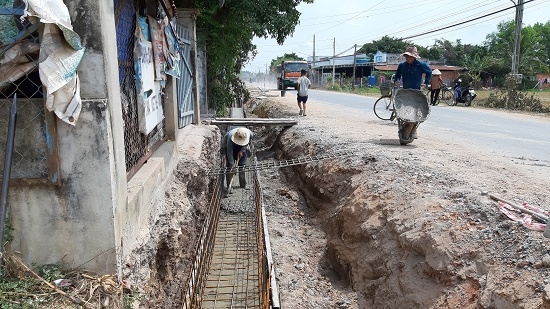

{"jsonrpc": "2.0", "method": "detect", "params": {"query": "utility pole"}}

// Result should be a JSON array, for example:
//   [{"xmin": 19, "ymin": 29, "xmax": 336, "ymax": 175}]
[
  {"xmin": 511, "ymin": 0, "xmax": 524, "ymax": 75},
  {"xmin": 332, "ymin": 38, "xmax": 335, "ymax": 86},
  {"xmin": 312, "ymin": 34, "xmax": 316, "ymax": 86},
  {"xmin": 352, "ymin": 44, "xmax": 357, "ymax": 90}
]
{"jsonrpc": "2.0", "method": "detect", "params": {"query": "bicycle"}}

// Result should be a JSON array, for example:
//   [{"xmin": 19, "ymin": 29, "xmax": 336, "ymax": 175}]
[
  {"xmin": 425, "ymin": 85, "xmax": 453, "ymax": 106},
  {"xmin": 373, "ymin": 81, "xmax": 396, "ymax": 121}
]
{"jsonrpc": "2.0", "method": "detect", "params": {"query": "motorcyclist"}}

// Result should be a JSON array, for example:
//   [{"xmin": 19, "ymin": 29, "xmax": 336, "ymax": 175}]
[{"xmin": 454, "ymin": 68, "xmax": 473, "ymax": 102}]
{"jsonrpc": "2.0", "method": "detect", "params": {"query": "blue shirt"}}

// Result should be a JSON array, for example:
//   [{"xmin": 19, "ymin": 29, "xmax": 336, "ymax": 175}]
[{"xmin": 393, "ymin": 60, "xmax": 432, "ymax": 90}]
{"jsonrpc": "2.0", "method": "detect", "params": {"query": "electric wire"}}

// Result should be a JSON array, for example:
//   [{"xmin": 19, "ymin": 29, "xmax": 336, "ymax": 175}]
[
  {"xmin": 400, "ymin": 0, "xmax": 537, "ymax": 40},
  {"xmin": 246, "ymin": 0, "xmax": 547, "ymax": 71}
]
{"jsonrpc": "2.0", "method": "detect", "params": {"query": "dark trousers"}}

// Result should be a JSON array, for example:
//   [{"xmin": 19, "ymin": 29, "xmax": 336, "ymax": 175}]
[
  {"xmin": 225, "ymin": 146, "xmax": 248, "ymax": 188},
  {"xmin": 430, "ymin": 89, "xmax": 440, "ymax": 105}
]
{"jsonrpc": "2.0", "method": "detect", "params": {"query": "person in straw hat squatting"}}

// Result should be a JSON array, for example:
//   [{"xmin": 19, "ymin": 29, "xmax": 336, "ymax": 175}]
[
  {"xmin": 392, "ymin": 45, "xmax": 432, "ymax": 139},
  {"xmin": 221, "ymin": 127, "xmax": 254, "ymax": 194},
  {"xmin": 429, "ymin": 69, "xmax": 444, "ymax": 106}
]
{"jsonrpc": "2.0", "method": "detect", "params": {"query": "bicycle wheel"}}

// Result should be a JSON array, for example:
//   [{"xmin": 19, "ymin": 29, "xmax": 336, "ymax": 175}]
[
  {"xmin": 373, "ymin": 96, "xmax": 394, "ymax": 120},
  {"xmin": 440, "ymin": 90, "xmax": 452, "ymax": 105}
]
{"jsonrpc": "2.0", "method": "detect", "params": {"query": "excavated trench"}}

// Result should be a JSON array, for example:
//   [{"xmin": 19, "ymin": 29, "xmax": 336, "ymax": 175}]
[
  {"xmin": 129, "ymin": 116, "xmax": 474, "ymax": 308},
  {"xmin": 251, "ymin": 101, "xmax": 482, "ymax": 308},
  {"xmin": 249, "ymin": 96, "xmax": 550, "ymax": 309},
  {"xmin": 129, "ymin": 97, "xmax": 549, "ymax": 308}
]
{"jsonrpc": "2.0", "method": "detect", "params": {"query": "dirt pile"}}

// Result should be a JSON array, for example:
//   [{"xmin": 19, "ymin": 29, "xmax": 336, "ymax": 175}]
[{"xmin": 251, "ymin": 89, "xmax": 550, "ymax": 308}]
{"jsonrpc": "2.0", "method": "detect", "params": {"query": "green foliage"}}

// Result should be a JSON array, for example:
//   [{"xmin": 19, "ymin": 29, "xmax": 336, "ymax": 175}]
[
  {"xmin": 484, "ymin": 20, "xmax": 549, "ymax": 75},
  {"xmin": 0, "ymin": 267, "xmax": 53, "ymax": 307},
  {"xmin": 463, "ymin": 52, "xmax": 491, "ymax": 84},
  {"xmin": 3, "ymin": 213, "xmax": 13, "ymax": 245},
  {"xmin": 532, "ymin": 21, "xmax": 550, "ymax": 67},
  {"xmin": 36, "ymin": 264, "xmax": 64, "ymax": 283},
  {"xmin": 180, "ymin": 0, "xmax": 313, "ymax": 114},
  {"xmin": 326, "ymin": 83, "xmax": 342, "ymax": 91},
  {"xmin": 0, "ymin": 0, "xmax": 19, "ymax": 46},
  {"xmin": 123, "ymin": 286, "xmax": 147, "ymax": 309},
  {"xmin": 358, "ymin": 35, "xmax": 410, "ymax": 58},
  {"xmin": 418, "ymin": 45, "xmax": 442, "ymax": 61}
]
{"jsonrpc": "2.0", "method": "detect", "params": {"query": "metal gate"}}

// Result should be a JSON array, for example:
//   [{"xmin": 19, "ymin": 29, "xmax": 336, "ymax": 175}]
[{"xmin": 175, "ymin": 27, "xmax": 194, "ymax": 128}]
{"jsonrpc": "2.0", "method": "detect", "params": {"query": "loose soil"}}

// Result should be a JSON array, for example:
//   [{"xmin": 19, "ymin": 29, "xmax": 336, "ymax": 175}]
[
  {"xmin": 248, "ymin": 87, "xmax": 550, "ymax": 309},
  {"xmin": 4, "ymin": 86, "xmax": 548, "ymax": 309}
]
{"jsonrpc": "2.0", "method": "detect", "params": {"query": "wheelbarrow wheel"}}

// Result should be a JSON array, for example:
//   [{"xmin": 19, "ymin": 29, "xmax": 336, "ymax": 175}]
[{"xmin": 398, "ymin": 121, "xmax": 415, "ymax": 145}]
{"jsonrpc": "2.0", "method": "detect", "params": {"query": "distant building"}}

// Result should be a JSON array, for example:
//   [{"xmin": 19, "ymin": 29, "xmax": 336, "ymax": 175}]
[
  {"xmin": 308, "ymin": 54, "xmax": 373, "ymax": 82},
  {"xmin": 372, "ymin": 51, "xmax": 462, "ymax": 86}
]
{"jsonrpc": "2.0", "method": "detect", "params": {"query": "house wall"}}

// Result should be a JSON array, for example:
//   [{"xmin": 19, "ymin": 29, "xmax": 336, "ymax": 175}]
[
  {"xmin": 440, "ymin": 71, "xmax": 460, "ymax": 87},
  {"xmin": 9, "ymin": 0, "xmax": 126, "ymax": 273},
  {"xmin": 7, "ymin": 0, "xmax": 199, "ymax": 275}
]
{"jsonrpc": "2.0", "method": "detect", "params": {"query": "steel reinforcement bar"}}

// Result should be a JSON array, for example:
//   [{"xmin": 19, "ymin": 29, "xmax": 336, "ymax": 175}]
[
  {"xmin": 181, "ymin": 173, "xmax": 223, "ymax": 309},
  {"xmin": 207, "ymin": 150, "xmax": 355, "ymax": 176},
  {"xmin": 182, "ymin": 155, "xmax": 278, "ymax": 308}
]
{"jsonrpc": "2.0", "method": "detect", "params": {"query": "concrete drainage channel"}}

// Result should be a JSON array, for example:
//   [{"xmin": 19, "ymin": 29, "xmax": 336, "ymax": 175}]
[
  {"xmin": 180, "ymin": 105, "xmax": 358, "ymax": 308},
  {"xmin": 181, "ymin": 108, "xmax": 284, "ymax": 308},
  {"xmin": 181, "ymin": 152, "xmax": 276, "ymax": 308}
]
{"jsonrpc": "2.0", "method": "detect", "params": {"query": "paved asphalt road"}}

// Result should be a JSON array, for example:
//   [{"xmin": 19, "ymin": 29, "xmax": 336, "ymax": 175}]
[{"xmin": 253, "ymin": 83, "xmax": 550, "ymax": 168}]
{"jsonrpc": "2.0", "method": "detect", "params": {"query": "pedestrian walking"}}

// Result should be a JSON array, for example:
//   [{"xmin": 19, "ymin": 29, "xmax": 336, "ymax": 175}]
[{"xmin": 296, "ymin": 69, "xmax": 311, "ymax": 116}]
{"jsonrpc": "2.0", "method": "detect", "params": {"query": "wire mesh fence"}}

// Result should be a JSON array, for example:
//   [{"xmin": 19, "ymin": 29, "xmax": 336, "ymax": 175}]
[
  {"xmin": 0, "ymin": 2, "xmax": 60, "ymax": 185},
  {"xmin": 115, "ymin": 0, "xmax": 166, "ymax": 179}
]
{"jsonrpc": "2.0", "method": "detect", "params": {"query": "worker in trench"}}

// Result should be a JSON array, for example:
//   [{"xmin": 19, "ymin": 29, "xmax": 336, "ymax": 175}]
[{"xmin": 221, "ymin": 127, "xmax": 253, "ymax": 196}]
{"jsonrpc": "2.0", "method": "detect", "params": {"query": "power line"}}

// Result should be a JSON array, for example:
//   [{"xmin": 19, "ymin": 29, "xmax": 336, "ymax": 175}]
[
  {"xmin": 245, "ymin": 0, "xmax": 546, "ymax": 71},
  {"xmin": 335, "ymin": 0, "xmax": 500, "ymax": 47},
  {"xmin": 400, "ymin": 0, "xmax": 536, "ymax": 40},
  {"xmin": 304, "ymin": 0, "xmax": 497, "ymax": 52}
]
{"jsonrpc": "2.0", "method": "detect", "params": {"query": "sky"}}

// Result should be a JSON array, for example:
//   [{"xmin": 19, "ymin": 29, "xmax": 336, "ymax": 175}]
[{"xmin": 243, "ymin": 0, "xmax": 550, "ymax": 73}]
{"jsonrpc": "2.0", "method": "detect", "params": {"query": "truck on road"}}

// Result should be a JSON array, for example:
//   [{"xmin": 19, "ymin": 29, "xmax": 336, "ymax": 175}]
[{"xmin": 276, "ymin": 60, "xmax": 309, "ymax": 90}]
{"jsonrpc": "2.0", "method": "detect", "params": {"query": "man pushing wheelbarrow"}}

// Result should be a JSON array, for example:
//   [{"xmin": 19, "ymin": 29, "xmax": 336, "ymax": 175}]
[{"xmin": 392, "ymin": 46, "xmax": 432, "ymax": 145}]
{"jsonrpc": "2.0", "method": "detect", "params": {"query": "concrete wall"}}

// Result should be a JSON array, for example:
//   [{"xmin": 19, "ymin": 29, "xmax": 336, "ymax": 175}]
[
  {"xmin": 9, "ymin": 0, "xmax": 126, "ymax": 273},
  {"xmin": 7, "ymin": 0, "xmax": 202, "ymax": 276}
]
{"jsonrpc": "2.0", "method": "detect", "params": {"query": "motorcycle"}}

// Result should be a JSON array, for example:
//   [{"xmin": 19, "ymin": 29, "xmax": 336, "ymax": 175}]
[
  {"xmin": 451, "ymin": 80, "xmax": 476, "ymax": 106},
  {"xmin": 393, "ymin": 89, "xmax": 430, "ymax": 145}
]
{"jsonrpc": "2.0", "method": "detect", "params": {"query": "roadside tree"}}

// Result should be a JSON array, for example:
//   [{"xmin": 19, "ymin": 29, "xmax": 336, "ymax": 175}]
[{"xmin": 175, "ymin": 0, "xmax": 314, "ymax": 114}]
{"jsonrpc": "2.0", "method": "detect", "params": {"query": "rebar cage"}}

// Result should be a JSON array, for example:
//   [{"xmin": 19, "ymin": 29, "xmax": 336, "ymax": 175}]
[{"xmin": 182, "ymin": 151, "xmax": 273, "ymax": 308}]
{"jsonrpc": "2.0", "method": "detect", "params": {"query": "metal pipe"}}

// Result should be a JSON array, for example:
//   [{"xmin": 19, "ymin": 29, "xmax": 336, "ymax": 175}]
[{"xmin": 0, "ymin": 94, "xmax": 17, "ymax": 257}]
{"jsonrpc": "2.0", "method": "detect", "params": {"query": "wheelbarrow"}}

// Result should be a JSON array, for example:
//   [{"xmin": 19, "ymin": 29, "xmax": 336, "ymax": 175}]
[{"xmin": 393, "ymin": 89, "xmax": 430, "ymax": 145}]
